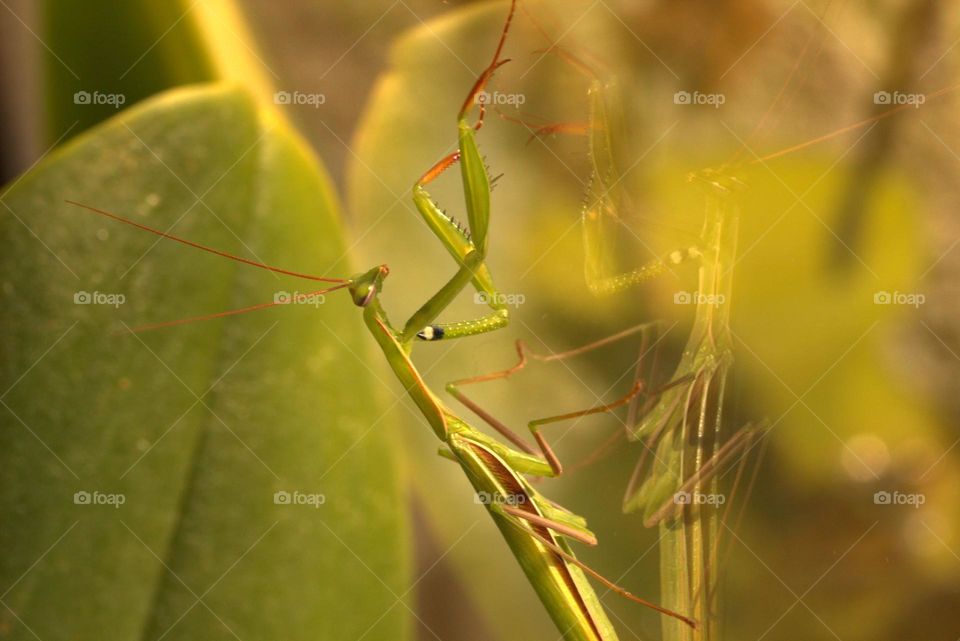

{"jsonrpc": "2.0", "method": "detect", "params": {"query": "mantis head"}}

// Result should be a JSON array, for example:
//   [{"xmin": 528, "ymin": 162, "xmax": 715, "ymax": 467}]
[{"xmin": 348, "ymin": 264, "xmax": 390, "ymax": 307}]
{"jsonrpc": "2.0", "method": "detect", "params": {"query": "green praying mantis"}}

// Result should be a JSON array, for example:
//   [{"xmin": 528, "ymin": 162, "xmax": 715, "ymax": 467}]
[{"xmin": 66, "ymin": 1, "xmax": 699, "ymax": 639}]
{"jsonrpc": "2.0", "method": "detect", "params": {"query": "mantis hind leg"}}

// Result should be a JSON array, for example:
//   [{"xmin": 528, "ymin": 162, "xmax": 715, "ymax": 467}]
[
  {"xmin": 445, "ymin": 321, "xmax": 665, "ymax": 476},
  {"xmin": 489, "ymin": 502, "xmax": 698, "ymax": 629}
]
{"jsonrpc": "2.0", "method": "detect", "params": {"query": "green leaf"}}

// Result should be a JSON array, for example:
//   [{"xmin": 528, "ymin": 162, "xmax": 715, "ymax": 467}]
[
  {"xmin": 0, "ymin": 83, "xmax": 410, "ymax": 641},
  {"xmin": 42, "ymin": 0, "xmax": 274, "ymax": 143}
]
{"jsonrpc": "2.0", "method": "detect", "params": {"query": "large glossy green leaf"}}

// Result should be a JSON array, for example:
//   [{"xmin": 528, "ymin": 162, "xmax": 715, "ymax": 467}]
[
  {"xmin": 1, "ymin": 84, "xmax": 410, "ymax": 640},
  {"xmin": 43, "ymin": 0, "xmax": 274, "ymax": 143}
]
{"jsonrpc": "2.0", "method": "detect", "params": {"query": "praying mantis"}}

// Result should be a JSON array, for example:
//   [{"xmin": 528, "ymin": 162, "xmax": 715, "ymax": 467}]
[{"xmin": 66, "ymin": 1, "xmax": 698, "ymax": 639}]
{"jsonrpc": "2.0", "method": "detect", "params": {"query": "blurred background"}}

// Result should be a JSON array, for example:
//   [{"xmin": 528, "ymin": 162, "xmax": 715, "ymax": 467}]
[{"xmin": 2, "ymin": 1, "xmax": 959, "ymax": 640}]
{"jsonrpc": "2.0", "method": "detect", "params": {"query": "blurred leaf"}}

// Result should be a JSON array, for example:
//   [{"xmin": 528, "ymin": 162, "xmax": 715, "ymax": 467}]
[
  {"xmin": 722, "ymin": 159, "xmax": 938, "ymax": 484},
  {"xmin": 42, "ymin": 0, "xmax": 274, "ymax": 143},
  {"xmin": 0, "ymin": 84, "xmax": 410, "ymax": 640}
]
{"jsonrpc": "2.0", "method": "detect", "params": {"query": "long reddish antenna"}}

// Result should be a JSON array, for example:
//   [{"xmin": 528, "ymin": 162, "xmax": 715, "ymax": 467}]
[
  {"xmin": 521, "ymin": 0, "xmax": 608, "ymax": 83},
  {"xmin": 66, "ymin": 200, "xmax": 348, "ymax": 284},
  {"xmin": 492, "ymin": 4, "xmax": 605, "ymax": 143},
  {"xmin": 724, "ymin": 0, "xmax": 839, "ymax": 168},
  {"xmin": 118, "ymin": 284, "xmax": 350, "ymax": 334},
  {"xmin": 746, "ymin": 81, "xmax": 960, "ymax": 165},
  {"xmin": 496, "ymin": 108, "xmax": 590, "ymax": 142}
]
